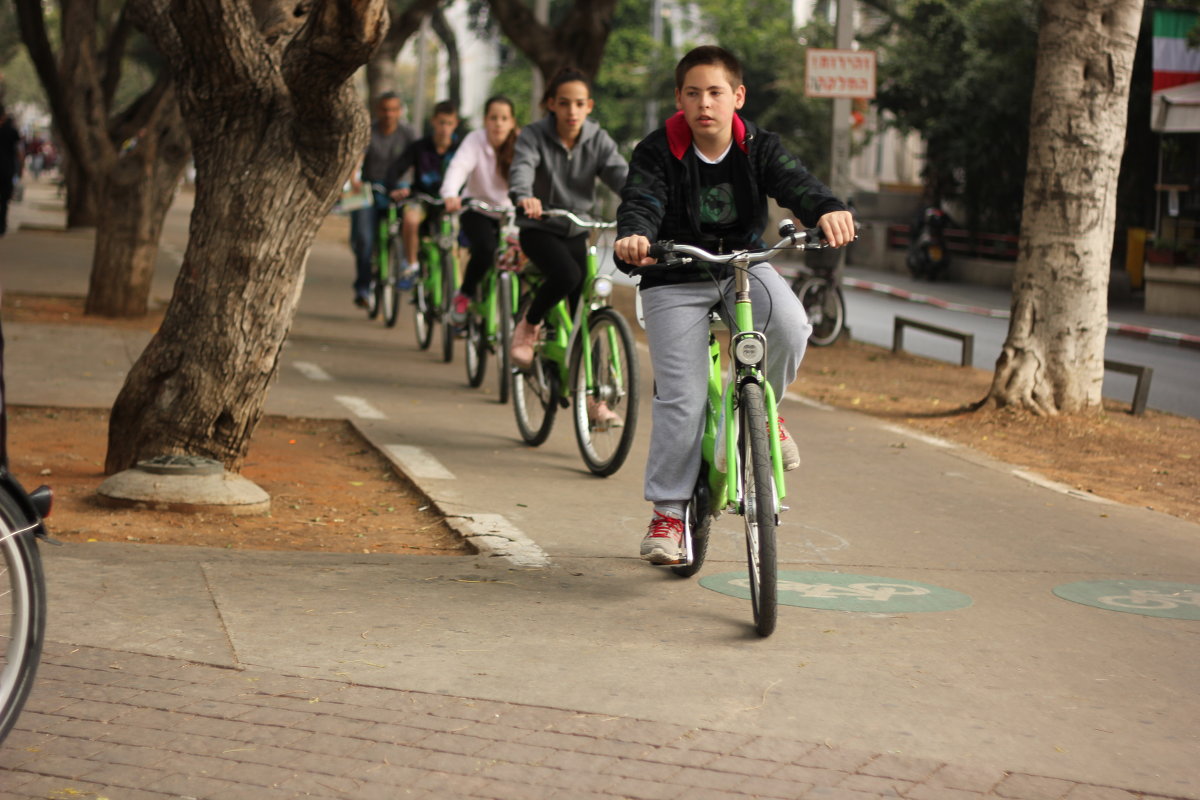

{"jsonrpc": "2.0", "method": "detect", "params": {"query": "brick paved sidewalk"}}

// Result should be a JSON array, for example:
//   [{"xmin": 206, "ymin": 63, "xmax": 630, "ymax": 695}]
[{"xmin": 1, "ymin": 643, "xmax": 1169, "ymax": 800}]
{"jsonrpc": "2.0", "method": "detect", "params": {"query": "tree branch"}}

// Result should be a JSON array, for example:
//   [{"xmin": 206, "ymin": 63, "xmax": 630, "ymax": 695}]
[{"xmin": 102, "ymin": 4, "xmax": 135, "ymax": 109}]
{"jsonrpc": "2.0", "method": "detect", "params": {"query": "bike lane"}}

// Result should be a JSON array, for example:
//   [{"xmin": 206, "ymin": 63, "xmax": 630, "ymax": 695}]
[{"xmin": 2, "ymin": 186, "xmax": 1198, "ymax": 797}]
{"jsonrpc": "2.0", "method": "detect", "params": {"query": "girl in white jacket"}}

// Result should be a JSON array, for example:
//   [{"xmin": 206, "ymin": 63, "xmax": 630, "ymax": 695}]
[{"xmin": 441, "ymin": 96, "xmax": 520, "ymax": 321}]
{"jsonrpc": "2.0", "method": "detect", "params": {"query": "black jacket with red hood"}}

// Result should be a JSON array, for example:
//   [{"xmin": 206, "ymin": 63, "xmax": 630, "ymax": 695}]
[{"xmin": 616, "ymin": 111, "xmax": 845, "ymax": 288}]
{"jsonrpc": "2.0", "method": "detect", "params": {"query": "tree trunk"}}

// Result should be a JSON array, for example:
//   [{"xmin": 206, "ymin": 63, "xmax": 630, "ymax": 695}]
[
  {"xmin": 107, "ymin": 0, "xmax": 387, "ymax": 474},
  {"xmin": 86, "ymin": 91, "xmax": 189, "ymax": 317},
  {"xmin": 431, "ymin": 7, "xmax": 461, "ymax": 110},
  {"xmin": 987, "ymin": 0, "xmax": 1143, "ymax": 415},
  {"xmin": 63, "ymin": 156, "xmax": 98, "ymax": 229},
  {"xmin": 486, "ymin": 0, "xmax": 619, "ymax": 82},
  {"xmin": 367, "ymin": 0, "xmax": 441, "ymax": 102}
]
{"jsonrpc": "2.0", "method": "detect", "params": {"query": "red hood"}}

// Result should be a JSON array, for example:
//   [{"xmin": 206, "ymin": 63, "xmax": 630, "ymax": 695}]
[{"xmin": 665, "ymin": 111, "xmax": 748, "ymax": 160}]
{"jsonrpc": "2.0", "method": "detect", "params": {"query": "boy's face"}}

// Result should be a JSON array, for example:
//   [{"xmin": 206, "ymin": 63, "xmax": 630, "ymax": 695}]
[
  {"xmin": 675, "ymin": 64, "xmax": 745, "ymax": 140},
  {"xmin": 377, "ymin": 98, "xmax": 403, "ymax": 130},
  {"xmin": 431, "ymin": 112, "xmax": 459, "ymax": 148}
]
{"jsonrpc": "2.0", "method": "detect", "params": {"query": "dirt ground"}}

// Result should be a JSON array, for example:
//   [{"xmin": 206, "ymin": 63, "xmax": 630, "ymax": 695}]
[{"xmin": 3, "ymin": 292, "xmax": 1197, "ymax": 558}]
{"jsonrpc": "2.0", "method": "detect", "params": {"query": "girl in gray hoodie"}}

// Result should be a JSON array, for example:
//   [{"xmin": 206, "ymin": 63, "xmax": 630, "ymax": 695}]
[{"xmin": 508, "ymin": 69, "xmax": 628, "ymax": 378}]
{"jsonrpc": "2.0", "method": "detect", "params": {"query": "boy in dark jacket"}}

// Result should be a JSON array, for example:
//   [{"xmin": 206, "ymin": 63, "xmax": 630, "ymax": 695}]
[{"xmin": 615, "ymin": 45, "xmax": 855, "ymax": 564}]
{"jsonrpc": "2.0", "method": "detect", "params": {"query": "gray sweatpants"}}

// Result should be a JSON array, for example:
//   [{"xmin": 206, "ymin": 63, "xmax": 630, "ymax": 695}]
[{"xmin": 640, "ymin": 264, "xmax": 812, "ymax": 504}]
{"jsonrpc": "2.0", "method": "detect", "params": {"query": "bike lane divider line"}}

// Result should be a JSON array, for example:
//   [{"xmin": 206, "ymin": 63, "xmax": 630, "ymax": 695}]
[
  {"xmin": 384, "ymin": 445, "xmax": 456, "ymax": 481},
  {"xmin": 335, "ymin": 395, "xmax": 387, "ymax": 420},
  {"xmin": 293, "ymin": 361, "xmax": 334, "ymax": 382},
  {"xmin": 785, "ymin": 391, "xmax": 834, "ymax": 412},
  {"xmin": 878, "ymin": 423, "xmax": 956, "ymax": 449},
  {"xmin": 454, "ymin": 513, "xmax": 551, "ymax": 568}
]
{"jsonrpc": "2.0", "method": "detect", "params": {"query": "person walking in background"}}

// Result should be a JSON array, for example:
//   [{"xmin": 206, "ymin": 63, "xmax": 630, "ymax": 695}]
[
  {"xmin": 440, "ymin": 96, "xmax": 520, "ymax": 322},
  {"xmin": 387, "ymin": 100, "xmax": 461, "ymax": 289},
  {"xmin": 507, "ymin": 69, "xmax": 628, "ymax": 373},
  {"xmin": 349, "ymin": 92, "xmax": 415, "ymax": 307},
  {"xmin": 0, "ymin": 106, "xmax": 23, "ymax": 237}
]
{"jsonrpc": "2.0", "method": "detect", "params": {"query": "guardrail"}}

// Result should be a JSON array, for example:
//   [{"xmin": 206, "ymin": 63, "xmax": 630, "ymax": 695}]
[
  {"xmin": 892, "ymin": 316, "xmax": 975, "ymax": 367},
  {"xmin": 1104, "ymin": 360, "xmax": 1153, "ymax": 416}
]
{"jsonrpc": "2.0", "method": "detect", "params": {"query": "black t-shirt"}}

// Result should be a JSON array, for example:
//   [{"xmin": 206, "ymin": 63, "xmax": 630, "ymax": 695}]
[{"xmin": 695, "ymin": 149, "xmax": 740, "ymax": 247}]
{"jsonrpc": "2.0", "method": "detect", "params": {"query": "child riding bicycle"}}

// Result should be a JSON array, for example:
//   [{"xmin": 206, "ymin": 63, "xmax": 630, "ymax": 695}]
[
  {"xmin": 614, "ymin": 45, "xmax": 856, "ymax": 564},
  {"xmin": 507, "ymin": 68, "xmax": 629, "ymax": 394},
  {"xmin": 441, "ymin": 96, "xmax": 520, "ymax": 322}
]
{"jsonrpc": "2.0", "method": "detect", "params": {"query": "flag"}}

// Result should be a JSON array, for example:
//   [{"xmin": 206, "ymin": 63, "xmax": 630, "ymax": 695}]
[{"xmin": 1153, "ymin": 9, "xmax": 1200, "ymax": 92}]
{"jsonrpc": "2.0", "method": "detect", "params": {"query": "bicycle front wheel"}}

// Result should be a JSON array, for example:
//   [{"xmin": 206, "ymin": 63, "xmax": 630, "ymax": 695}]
[
  {"xmin": 738, "ymin": 382, "xmax": 778, "ymax": 637},
  {"xmin": 413, "ymin": 253, "xmax": 434, "ymax": 350},
  {"xmin": 0, "ymin": 488, "xmax": 46, "ymax": 744},
  {"xmin": 383, "ymin": 242, "xmax": 402, "ymax": 328},
  {"xmin": 441, "ymin": 248, "xmax": 457, "ymax": 364},
  {"xmin": 796, "ymin": 276, "xmax": 845, "ymax": 347},
  {"xmin": 570, "ymin": 308, "xmax": 639, "ymax": 477},
  {"xmin": 496, "ymin": 272, "xmax": 515, "ymax": 405}
]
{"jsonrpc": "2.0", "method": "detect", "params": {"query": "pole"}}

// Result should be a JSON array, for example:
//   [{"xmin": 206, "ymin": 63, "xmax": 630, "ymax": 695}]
[
  {"xmin": 413, "ymin": 16, "xmax": 432, "ymax": 127},
  {"xmin": 645, "ymin": 0, "xmax": 664, "ymax": 134},
  {"xmin": 829, "ymin": 0, "xmax": 854, "ymax": 202},
  {"xmin": 532, "ymin": 0, "xmax": 549, "ymax": 115}
]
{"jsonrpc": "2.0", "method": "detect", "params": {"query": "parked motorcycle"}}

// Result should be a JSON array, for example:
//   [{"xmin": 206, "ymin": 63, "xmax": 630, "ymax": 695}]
[{"xmin": 906, "ymin": 206, "xmax": 950, "ymax": 281}]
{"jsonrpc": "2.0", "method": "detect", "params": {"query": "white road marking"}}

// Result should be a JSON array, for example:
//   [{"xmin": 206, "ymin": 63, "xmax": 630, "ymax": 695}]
[
  {"xmin": 458, "ymin": 513, "xmax": 551, "ymax": 568},
  {"xmin": 293, "ymin": 361, "xmax": 334, "ymax": 382},
  {"xmin": 879, "ymin": 423, "xmax": 956, "ymax": 449},
  {"xmin": 1012, "ymin": 470, "xmax": 1113, "ymax": 504},
  {"xmin": 384, "ymin": 445, "xmax": 456, "ymax": 480},
  {"xmin": 335, "ymin": 395, "xmax": 386, "ymax": 420}
]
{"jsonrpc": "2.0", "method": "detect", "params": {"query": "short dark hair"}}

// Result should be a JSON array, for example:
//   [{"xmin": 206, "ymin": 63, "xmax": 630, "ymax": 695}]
[
  {"xmin": 376, "ymin": 91, "xmax": 401, "ymax": 107},
  {"xmin": 674, "ymin": 46, "xmax": 743, "ymax": 91},
  {"xmin": 432, "ymin": 100, "xmax": 458, "ymax": 118}
]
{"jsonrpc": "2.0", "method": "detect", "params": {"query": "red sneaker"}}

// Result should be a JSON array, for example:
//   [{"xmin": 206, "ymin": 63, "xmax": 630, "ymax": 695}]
[{"xmin": 640, "ymin": 512, "xmax": 684, "ymax": 564}]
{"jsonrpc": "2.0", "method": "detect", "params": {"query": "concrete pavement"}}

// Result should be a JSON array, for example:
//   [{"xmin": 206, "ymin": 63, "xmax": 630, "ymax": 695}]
[{"xmin": 1, "ymin": 181, "xmax": 1198, "ymax": 799}]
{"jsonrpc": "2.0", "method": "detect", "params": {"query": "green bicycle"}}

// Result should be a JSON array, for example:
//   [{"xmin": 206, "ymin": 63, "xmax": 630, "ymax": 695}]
[
  {"xmin": 462, "ymin": 201, "xmax": 523, "ymax": 404},
  {"xmin": 408, "ymin": 194, "xmax": 460, "ymax": 363},
  {"xmin": 511, "ymin": 209, "xmax": 640, "ymax": 477},
  {"xmin": 642, "ymin": 221, "xmax": 833, "ymax": 637},
  {"xmin": 366, "ymin": 183, "xmax": 402, "ymax": 328}
]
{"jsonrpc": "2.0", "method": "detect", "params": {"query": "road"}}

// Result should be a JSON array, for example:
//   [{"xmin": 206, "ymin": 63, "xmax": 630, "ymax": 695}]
[{"xmin": 839, "ymin": 284, "xmax": 1200, "ymax": 419}]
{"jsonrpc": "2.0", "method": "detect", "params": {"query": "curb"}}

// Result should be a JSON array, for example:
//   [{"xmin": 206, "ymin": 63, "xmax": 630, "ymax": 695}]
[{"xmin": 841, "ymin": 277, "xmax": 1200, "ymax": 351}]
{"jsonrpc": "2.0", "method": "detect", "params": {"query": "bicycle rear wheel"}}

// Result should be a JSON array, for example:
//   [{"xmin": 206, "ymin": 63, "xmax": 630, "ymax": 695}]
[
  {"xmin": 465, "ymin": 307, "xmax": 487, "ymax": 388},
  {"xmin": 795, "ymin": 276, "xmax": 845, "ymax": 347},
  {"xmin": 383, "ymin": 242, "xmax": 402, "ymax": 328},
  {"xmin": 441, "ymin": 248, "xmax": 457, "ymax": 364},
  {"xmin": 738, "ymin": 382, "xmax": 778, "ymax": 637},
  {"xmin": 671, "ymin": 474, "xmax": 712, "ymax": 579},
  {"xmin": 0, "ymin": 484, "xmax": 46, "ymax": 744},
  {"xmin": 511, "ymin": 298, "xmax": 557, "ymax": 445},
  {"xmin": 496, "ymin": 272, "xmax": 515, "ymax": 405},
  {"xmin": 570, "ymin": 308, "xmax": 639, "ymax": 477}
]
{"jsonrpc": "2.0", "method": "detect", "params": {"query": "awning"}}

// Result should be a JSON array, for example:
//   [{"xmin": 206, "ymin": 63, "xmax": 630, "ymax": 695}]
[{"xmin": 1151, "ymin": 81, "xmax": 1200, "ymax": 132}]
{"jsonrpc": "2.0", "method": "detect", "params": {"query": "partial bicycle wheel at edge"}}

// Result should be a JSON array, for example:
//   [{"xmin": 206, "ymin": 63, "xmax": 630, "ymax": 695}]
[
  {"xmin": 0, "ymin": 486, "xmax": 46, "ymax": 744},
  {"xmin": 465, "ymin": 310, "xmax": 487, "ymax": 388},
  {"xmin": 671, "ymin": 474, "xmax": 712, "ymax": 578},
  {"xmin": 496, "ymin": 272, "xmax": 515, "ymax": 405},
  {"xmin": 383, "ymin": 242, "xmax": 402, "ymax": 328},
  {"xmin": 412, "ymin": 271, "xmax": 434, "ymax": 350},
  {"xmin": 570, "ymin": 308, "xmax": 639, "ymax": 477},
  {"xmin": 738, "ymin": 382, "xmax": 778, "ymax": 637},
  {"xmin": 441, "ymin": 248, "xmax": 457, "ymax": 364},
  {"xmin": 511, "ymin": 296, "xmax": 558, "ymax": 446},
  {"xmin": 795, "ymin": 276, "xmax": 845, "ymax": 347}
]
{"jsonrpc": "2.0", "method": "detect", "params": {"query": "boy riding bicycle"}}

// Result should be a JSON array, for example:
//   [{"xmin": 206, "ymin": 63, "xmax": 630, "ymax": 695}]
[{"xmin": 614, "ymin": 45, "xmax": 855, "ymax": 564}]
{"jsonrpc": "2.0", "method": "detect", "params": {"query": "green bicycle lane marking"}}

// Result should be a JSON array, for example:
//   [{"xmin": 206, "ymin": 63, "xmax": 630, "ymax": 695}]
[
  {"xmin": 698, "ymin": 571, "xmax": 973, "ymax": 613},
  {"xmin": 1053, "ymin": 580, "xmax": 1200, "ymax": 620}
]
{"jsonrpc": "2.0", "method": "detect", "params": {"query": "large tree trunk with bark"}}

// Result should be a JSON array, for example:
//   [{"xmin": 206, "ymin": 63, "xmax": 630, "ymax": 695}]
[
  {"xmin": 14, "ymin": 0, "xmax": 192, "ymax": 314},
  {"xmin": 86, "ymin": 90, "xmax": 189, "ymax": 317},
  {"xmin": 106, "ymin": 0, "xmax": 387, "ymax": 474},
  {"xmin": 988, "ymin": 0, "xmax": 1143, "ymax": 415},
  {"xmin": 485, "ymin": 0, "xmax": 618, "ymax": 82}
]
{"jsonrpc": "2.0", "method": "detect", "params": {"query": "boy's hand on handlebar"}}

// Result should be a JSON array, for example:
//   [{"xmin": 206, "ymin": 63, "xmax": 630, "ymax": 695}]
[
  {"xmin": 818, "ymin": 210, "xmax": 856, "ymax": 248},
  {"xmin": 443, "ymin": 196, "xmax": 463, "ymax": 213},
  {"xmin": 615, "ymin": 235, "xmax": 655, "ymax": 267},
  {"xmin": 518, "ymin": 197, "xmax": 543, "ymax": 219},
  {"xmin": 390, "ymin": 187, "xmax": 411, "ymax": 202}
]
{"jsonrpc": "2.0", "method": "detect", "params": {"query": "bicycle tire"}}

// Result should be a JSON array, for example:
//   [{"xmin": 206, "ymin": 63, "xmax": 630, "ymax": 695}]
[
  {"xmin": 496, "ymin": 272, "xmax": 514, "ymax": 405},
  {"xmin": 671, "ymin": 474, "xmax": 712, "ymax": 579},
  {"xmin": 0, "ymin": 484, "xmax": 46, "ymax": 744},
  {"xmin": 570, "ymin": 308, "xmax": 640, "ymax": 477},
  {"xmin": 796, "ymin": 276, "xmax": 845, "ymax": 347},
  {"xmin": 511, "ymin": 296, "xmax": 557, "ymax": 446},
  {"xmin": 383, "ymin": 241, "xmax": 402, "ymax": 328},
  {"xmin": 440, "ymin": 248, "xmax": 457, "ymax": 364},
  {"xmin": 367, "ymin": 278, "xmax": 381, "ymax": 319},
  {"xmin": 465, "ymin": 309, "xmax": 487, "ymax": 388},
  {"xmin": 412, "ymin": 252, "xmax": 434, "ymax": 350},
  {"xmin": 738, "ymin": 382, "xmax": 778, "ymax": 637}
]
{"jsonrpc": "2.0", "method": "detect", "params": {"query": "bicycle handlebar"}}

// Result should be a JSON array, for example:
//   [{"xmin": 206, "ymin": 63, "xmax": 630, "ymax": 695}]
[
  {"xmin": 519, "ymin": 207, "xmax": 616, "ymax": 230},
  {"xmin": 643, "ymin": 220, "xmax": 857, "ymax": 268}
]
